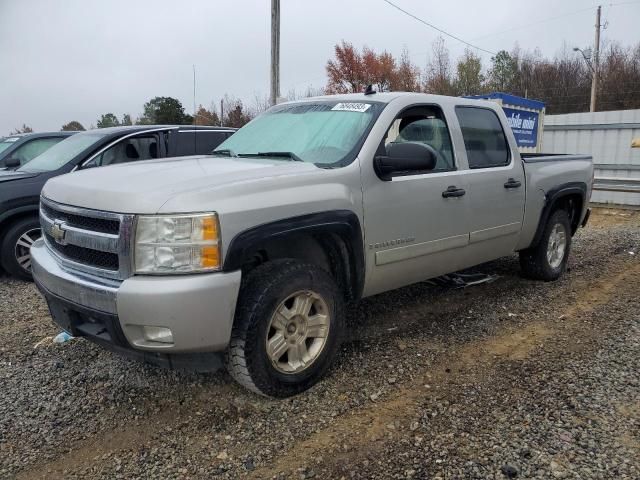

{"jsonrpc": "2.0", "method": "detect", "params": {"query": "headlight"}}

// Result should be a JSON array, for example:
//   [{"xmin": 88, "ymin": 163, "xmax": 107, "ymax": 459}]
[{"xmin": 134, "ymin": 213, "xmax": 221, "ymax": 274}]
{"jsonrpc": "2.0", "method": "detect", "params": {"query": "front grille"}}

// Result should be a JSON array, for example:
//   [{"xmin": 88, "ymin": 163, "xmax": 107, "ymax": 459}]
[
  {"xmin": 44, "ymin": 233, "xmax": 119, "ymax": 271},
  {"xmin": 40, "ymin": 197, "xmax": 134, "ymax": 280},
  {"xmin": 41, "ymin": 202, "xmax": 120, "ymax": 235}
]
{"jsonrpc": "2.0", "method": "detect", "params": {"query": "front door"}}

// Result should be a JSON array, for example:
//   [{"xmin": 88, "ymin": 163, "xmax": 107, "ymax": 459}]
[{"xmin": 362, "ymin": 105, "xmax": 470, "ymax": 296}]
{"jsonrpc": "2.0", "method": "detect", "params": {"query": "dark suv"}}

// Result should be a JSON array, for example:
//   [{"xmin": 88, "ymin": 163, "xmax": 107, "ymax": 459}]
[
  {"xmin": 0, "ymin": 132, "xmax": 76, "ymax": 169},
  {"xmin": 0, "ymin": 125, "xmax": 234, "ymax": 279}
]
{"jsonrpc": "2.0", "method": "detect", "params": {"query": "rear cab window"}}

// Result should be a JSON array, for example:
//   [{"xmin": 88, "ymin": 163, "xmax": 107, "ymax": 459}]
[{"xmin": 455, "ymin": 107, "xmax": 510, "ymax": 169}]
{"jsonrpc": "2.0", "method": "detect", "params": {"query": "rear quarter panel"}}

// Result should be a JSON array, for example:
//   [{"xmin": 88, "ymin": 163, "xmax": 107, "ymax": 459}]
[{"xmin": 517, "ymin": 156, "xmax": 593, "ymax": 250}]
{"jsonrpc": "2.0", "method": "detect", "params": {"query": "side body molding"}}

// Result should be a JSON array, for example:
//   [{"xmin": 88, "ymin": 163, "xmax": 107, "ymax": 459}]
[{"xmin": 223, "ymin": 210, "xmax": 366, "ymax": 299}]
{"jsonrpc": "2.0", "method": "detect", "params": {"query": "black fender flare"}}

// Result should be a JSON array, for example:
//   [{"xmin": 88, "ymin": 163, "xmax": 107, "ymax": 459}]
[
  {"xmin": 223, "ymin": 210, "xmax": 365, "ymax": 299},
  {"xmin": 529, "ymin": 181, "xmax": 587, "ymax": 248}
]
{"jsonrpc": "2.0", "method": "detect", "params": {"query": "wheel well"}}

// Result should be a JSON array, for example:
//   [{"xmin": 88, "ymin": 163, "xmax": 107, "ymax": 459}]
[
  {"xmin": 0, "ymin": 211, "xmax": 39, "ymax": 244},
  {"xmin": 551, "ymin": 193, "xmax": 583, "ymax": 234},
  {"xmin": 528, "ymin": 185, "xmax": 586, "ymax": 250},
  {"xmin": 234, "ymin": 232, "xmax": 360, "ymax": 301}
]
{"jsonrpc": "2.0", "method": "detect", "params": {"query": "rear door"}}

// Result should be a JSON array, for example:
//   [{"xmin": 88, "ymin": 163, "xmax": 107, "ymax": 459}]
[
  {"xmin": 362, "ymin": 104, "xmax": 471, "ymax": 296},
  {"xmin": 454, "ymin": 106, "xmax": 525, "ymax": 264}
]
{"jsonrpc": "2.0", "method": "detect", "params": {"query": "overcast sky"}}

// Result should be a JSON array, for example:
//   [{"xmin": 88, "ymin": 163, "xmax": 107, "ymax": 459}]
[{"xmin": 1, "ymin": 0, "xmax": 639, "ymax": 135}]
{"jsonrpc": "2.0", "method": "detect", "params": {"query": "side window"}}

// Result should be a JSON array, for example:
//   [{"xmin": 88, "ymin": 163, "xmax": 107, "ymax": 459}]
[
  {"xmin": 176, "ymin": 131, "xmax": 196, "ymax": 156},
  {"xmin": 175, "ymin": 131, "xmax": 228, "ymax": 156},
  {"xmin": 195, "ymin": 132, "xmax": 227, "ymax": 154},
  {"xmin": 382, "ymin": 106, "xmax": 455, "ymax": 173},
  {"xmin": 90, "ymin": 134, "xmax": 160, "ymax": 167},
  {"xmin": 11, "ymin": 137, "xmax": 64, "ymax": 165},
  {"xmin": 455, "ymin": 107, "xmax": 510, "ymax": 169}
]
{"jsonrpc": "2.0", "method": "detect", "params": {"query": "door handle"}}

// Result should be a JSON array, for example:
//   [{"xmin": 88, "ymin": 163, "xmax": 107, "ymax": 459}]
[
  {"xmin": 442, "ymin": 185, "xmax": 466, "ymax": 198},
  {"xmin": 504, "ymin": 178, "xmax": 522, "ymax": 189}
]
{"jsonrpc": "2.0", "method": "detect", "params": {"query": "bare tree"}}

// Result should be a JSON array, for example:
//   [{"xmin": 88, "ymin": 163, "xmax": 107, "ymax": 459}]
[
  {"xmin": 393, "ymin": 47, "xmax": 420, "ymax": 92},
  {"xmin": 424, "ymin": 37, "xmax": 455, "ymax": 95},
  {"xmin": 10, "ymin": 124, "xmax": 33, "ymax": 134},
  {"xmin": 286, "ymin": 86, "xmax": 325, "ymax": 101}
]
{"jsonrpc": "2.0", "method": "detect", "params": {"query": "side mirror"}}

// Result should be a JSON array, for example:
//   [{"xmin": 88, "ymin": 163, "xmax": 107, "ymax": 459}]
[
  {"xmin": 374, "ymin": 142, "xmax": 437, "ymax": 181},
  {"xmin": 4, "ymin": 157, "xmax": 20, "ymax": 169}
]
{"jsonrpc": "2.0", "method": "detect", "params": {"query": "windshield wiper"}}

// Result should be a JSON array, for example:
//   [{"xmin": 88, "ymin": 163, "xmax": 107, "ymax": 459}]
[
  {"xmin": 210, "ymin": 148, "xmax": 238, "ymax": 157},
  {"xmin": 239, "ymin": 151, "xmax": 303, "ymax": 162}
]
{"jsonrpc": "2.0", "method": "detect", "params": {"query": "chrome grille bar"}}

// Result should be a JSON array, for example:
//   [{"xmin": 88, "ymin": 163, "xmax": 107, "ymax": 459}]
[
  {"xmin": 39, "ymin": 196, "xmax": 135, "ymax": 281},
  {"xmin": 40, "ymin": 209, "xmax": 120, "ymax": 253}
]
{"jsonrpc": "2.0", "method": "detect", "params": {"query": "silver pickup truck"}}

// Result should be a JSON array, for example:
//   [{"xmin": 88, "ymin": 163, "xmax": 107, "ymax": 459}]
[{"xmin": 31, "ymin": 92, "xmax": 593, "ymax": 397}]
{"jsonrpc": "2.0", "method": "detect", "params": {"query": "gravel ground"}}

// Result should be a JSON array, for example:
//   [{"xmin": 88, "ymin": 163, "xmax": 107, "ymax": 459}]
[{"xmin": 0, "ymin": 208, "xmax": 638, "ymax": 479}]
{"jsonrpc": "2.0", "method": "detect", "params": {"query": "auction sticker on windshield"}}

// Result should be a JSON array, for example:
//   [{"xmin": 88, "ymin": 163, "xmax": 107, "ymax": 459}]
[{"xmin": 331, "ymin": 103, "xmax": 371, "ymax": 113}]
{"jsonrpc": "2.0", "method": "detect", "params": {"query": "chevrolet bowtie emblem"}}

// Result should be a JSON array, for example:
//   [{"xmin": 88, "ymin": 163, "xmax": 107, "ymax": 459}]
[{"xmin": 50, "ymin": 220, "xmax": 67, "ymax": 244}]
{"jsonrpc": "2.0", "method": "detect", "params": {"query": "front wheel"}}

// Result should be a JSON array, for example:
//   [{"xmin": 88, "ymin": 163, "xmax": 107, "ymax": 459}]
[
  {"xmin": 519, "ymin": 209, "xmax": 572, "ymax": 281},
  {"xmin": 226, "ymin": 259, "xmax": 344, "ymax": 397},
  {"xmin": 1, "ymin": 217, "xmax": 42, "ymax": 280}
]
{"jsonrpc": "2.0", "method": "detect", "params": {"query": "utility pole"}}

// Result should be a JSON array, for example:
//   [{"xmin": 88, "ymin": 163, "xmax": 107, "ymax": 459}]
[
  {"xmin": 590, "ymin": 5, "xmax": 601, "ymax": 112},
  {"xmin": 220, "ymin": 99, "xmax": 224, "ymax": 127},
  {"xmin": 270, "ymin": 0, "xmax": 281, "ymax": 106}
]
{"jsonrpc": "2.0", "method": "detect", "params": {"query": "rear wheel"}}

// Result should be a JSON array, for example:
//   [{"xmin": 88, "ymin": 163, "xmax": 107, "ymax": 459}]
[
  {"xmin": 519, "ymin": 209, "xmax": 571, "ymax": 281},
  {"xmin": 1, "ymin": 217, "xmax": 41, "ymax": 280},
  {"xmin": 226, "ymin": 259, "xmax": 344, "ymax": 397}
]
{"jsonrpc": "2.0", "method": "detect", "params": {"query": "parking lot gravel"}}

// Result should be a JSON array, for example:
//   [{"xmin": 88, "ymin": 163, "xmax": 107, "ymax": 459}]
[{"xmin": 1, "ymin": 208, "xmax": 638, "ymax": 479}]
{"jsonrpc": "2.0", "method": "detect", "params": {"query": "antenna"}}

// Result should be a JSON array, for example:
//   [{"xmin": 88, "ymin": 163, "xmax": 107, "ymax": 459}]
[{"xmin": 364, "ymin": 84, "xmax": 376, "ymax": 95}]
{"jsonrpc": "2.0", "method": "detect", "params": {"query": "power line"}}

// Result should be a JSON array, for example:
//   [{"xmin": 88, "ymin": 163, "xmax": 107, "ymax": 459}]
[
  {"xmin": 471, "ymin": 2, "xmax": 639, "ymax": 44},
  {"xmin": 608, "ymin": 0, "xmax": 640, "ymax": 6},
  {"xmin": 381, "ymin": 0, "xmax": 497, "ymax": 56},
  {"xmin": 471, "ymin": 5, "xmax": 596, "ymax": 41}
]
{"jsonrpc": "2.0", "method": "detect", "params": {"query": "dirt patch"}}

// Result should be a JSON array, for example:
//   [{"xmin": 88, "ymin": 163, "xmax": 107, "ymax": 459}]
[
  {"xmin": 589, "ymin": 207, "xmax": 640, "ymax": 228},
  {"xmin": 462, "ymin": 323, "xmax": 553, "ymax": 362}
]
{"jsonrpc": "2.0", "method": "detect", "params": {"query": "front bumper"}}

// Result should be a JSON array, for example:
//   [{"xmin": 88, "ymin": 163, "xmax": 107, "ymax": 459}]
[{"xmin": 31, "ymin": 239, "xmax": 242, "ymax": 360}]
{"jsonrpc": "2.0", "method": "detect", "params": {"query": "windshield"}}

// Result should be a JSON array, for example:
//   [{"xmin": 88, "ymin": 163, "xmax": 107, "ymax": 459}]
[
  {"xmin": 0, "ymin": 137, "xmax": 20, "ymax": 155},
  {"xmin": 19, "ymin": 132, "xmax": 107, "ymax": 172},
  {"xmin": 214, "ymin": 101, "xmax": 383, "ymax": 166}
]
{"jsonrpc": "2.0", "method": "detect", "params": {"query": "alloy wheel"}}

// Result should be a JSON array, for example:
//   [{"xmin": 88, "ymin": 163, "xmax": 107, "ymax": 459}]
[{"xmin": 266, "ymin": 290, "xmax": 331, "ymax": 374}]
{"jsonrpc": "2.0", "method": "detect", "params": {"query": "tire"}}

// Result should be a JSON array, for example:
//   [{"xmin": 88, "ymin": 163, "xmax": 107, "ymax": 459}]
[
  {"xmin": 226, "ymin": 259, "xmax": 345, "ymax": 398},
  {"xmin": 1, "ymin": 217, "xmax": 41, "ymax": 281},
  {"xmin": 519, "ymin": 209, "xmax": 572, "ymax": 281}
]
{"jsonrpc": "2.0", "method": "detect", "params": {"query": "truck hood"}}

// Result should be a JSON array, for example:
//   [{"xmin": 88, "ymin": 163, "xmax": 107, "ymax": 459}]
[{"xmin": 42, "ymin": 155, "xmax": 323, "ymax": 213}]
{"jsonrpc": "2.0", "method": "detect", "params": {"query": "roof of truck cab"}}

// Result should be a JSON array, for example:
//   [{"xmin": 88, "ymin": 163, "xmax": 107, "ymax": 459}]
[{"xmin": 282, "ymin": 91, "xmax": 497, "ymax": 108}]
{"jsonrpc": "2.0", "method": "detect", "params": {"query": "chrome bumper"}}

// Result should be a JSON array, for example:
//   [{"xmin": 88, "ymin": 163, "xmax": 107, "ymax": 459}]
[
  {"xmin": 32, "ymin": 239, "xmax": 242, "ymax": 353},
  {"xmin": 31, "ymin": 238, "xmax": 119, "ymax": 314}
]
